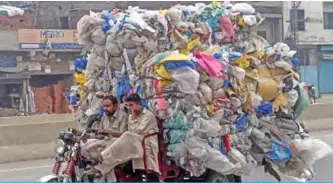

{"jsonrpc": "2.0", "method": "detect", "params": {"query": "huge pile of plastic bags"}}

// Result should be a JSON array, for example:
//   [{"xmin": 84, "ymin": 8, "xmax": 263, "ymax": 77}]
[{"xmin": 68, "ymin": 2, "xmax": 333, "ymax": 181}]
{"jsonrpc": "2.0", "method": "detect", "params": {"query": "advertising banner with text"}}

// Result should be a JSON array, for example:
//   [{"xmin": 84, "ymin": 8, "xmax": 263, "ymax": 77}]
[{"xmin": 18, "ymin": 29, "xmax": 83, "ymax": 49}]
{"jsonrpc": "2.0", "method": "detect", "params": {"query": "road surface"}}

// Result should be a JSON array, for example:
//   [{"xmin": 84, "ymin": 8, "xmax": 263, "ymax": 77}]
[{"xmin": 1, "ymin": 130, "xmax": 333, "ymax": 182}]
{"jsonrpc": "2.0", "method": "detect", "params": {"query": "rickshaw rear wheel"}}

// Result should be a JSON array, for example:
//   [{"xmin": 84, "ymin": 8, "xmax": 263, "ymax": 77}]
[{"xmin": 205, "ymin": 170, "xmax": 242, "ymax": 182}]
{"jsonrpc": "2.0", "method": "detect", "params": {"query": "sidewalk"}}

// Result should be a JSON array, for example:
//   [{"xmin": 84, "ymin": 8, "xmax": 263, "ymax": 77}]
[
  {"xmin": 306, "ymin": 118, "xmax": 333, "ymax": 132},
  {"xmin": 316, "ymin": 94, "xmax": 333, "ymax": 104}
]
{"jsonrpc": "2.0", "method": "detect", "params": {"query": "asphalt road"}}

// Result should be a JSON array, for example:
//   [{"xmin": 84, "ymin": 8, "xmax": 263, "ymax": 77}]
[{"xmin": 1, "ymin": 131, "xmax": 333, "ymax": 182}]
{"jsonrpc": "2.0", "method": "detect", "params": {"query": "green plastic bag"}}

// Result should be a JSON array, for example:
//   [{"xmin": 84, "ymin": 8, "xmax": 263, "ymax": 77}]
[
  {"xmin": 163, "ymin": 112, "xmax": 192, "ymax": 130},
  {"xmin": 294, "ymin": 87, "xmax": 310, "ymax": 119},
  {"xmin": 169, "ymin": 129, "xmax": 187, "ymax": 144}
]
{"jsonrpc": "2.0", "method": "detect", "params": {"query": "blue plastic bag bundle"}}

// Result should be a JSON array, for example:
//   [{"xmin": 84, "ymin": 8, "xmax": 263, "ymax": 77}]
[
  {"xmin": 265, "ymin": 140, "xmax": 292, "ymax": 163},
  {"xmin": 255, "ymin": 102, "xmax": 273, "ymax": 117},
  {"xmin": 74, "ymin": 57, "xmax": 88, "ymax": 72}
]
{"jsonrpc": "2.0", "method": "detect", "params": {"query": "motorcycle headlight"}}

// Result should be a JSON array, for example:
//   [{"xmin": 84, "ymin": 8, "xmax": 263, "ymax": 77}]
[
  {"xmin": 56, "ymin": 139, "xmax": 66, "ymax": 155},
  {"xmin": 56, "ymin": 146, "xmax": 65, "ymax": 155}
]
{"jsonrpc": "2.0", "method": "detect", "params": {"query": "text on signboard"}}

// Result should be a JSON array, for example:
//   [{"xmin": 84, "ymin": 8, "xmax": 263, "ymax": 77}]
[{"xmin": 40, "ymin": 30, "xmax": 65, "ymax": 39}]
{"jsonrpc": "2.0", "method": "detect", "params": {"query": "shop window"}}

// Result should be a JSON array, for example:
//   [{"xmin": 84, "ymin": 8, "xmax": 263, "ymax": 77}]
[
  {"xmin": 60, "ymin": 16, "xmax": 69, "ymax": 29},
  {"xmin": 290, "ymin": 9, "xmax": 305, "ymax": 31},
  {"xmin": 324, "ymin": 12, "xmax": 333, "ymax": 29}
]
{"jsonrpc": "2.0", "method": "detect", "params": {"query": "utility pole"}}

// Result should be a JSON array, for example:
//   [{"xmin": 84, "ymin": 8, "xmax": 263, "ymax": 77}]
[{"xmin": 290, "ymin": 1, "xmax": 302, "ymax": 52}]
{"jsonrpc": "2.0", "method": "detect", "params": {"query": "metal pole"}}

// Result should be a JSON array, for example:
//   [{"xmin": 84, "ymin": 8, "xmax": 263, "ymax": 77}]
[{"xmin": 291, "ymin": 1, "xmax": 299, "ymax": 52}]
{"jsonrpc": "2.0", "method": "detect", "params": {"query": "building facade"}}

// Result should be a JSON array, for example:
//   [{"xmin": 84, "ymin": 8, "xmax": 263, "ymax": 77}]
[{"xmin": 283, "ymin": 1, "xmax": 333, "ymax": 94}]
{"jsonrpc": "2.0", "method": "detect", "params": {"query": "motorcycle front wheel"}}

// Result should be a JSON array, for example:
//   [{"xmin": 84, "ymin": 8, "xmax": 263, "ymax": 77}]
[
  {"xmin": 43, "ymin": 178, "xmax": 58, "ymax": 182},
  {"xmin": 37, "ymin": 175, "xmax": 62, "ymax": 182}
]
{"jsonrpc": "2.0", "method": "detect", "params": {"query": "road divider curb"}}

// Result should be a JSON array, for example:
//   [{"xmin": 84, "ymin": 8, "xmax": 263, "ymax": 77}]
[{"xmin": 1, "ymin": 103, "xmax": 333, "ymax": 163}]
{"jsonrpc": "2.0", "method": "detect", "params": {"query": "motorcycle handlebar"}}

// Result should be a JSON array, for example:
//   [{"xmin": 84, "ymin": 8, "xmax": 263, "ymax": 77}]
[
  {"xmin": 78, "ymin": 129, "xmax": 110, "ymax": 141},
  {"xmin": 63, "ymin": 128, "xmax": 109, "ymax": 142}
]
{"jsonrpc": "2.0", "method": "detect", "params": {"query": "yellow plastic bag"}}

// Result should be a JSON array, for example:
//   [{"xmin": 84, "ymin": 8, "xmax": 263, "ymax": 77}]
[
  {"xmin": 206, "ymin": 102, "xmax": 218, "ymax": 116},
  {"xmin": 160, "ymin": 9, "xmax": 169, "ymax": 16},
  {"xmin": 234, "ymin": 55, "xmax": 250, "ymax": 69},
  {"xmin": 212, "ymin": 1, "xmax": 221, "ymax": 7},
  {"xmin": 74, "ymin": 73, "xmax": 88, "ymax": 87},
  {"xmin": 155, "ymin": 53, "xmax": 191, "ymax": 80},
  {"xmin": 272, "ymin": 93, "xmax": 288, "ymax": 112},
  {"xmin": 250, "ymin": 50, "xmax": 266, "ymax": 60},
  {"xmin": 238, "ymin": 17, "xmax": 246, "ymax": 27},
  {"xmin": 200, "ymin": 72, "xmax": 210, "ymax": 82},
  {"xmin": 180, "ymin": 37, "xmax": 200, "ymax": 54}
]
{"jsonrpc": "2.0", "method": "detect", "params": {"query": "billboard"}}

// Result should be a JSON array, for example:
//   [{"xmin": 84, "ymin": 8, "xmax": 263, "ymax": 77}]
[{"xmin": 18, "ymin": 29, "xmax": 83, "ymax": 49}]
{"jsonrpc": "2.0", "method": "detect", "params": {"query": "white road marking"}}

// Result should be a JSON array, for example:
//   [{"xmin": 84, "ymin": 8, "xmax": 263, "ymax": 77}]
[{"xmin": 0, "ymin": 164, "xmax": 53, "ymax": 173}]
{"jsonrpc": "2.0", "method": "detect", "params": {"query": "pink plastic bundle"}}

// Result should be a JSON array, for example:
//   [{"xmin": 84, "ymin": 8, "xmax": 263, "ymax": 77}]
[
  {"xmin": 193, "ymin": 52, "xmax": 225, "ymax": 78},
  {"xmin": 220, "ymin": 16, "xmax": 235, "ymax": 43}
]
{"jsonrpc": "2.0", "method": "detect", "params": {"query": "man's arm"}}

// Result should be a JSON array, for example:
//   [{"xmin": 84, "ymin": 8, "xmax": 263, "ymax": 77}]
[
  {"xmin": 131, "ymin": 112, "xmax": 158, "ymax": 135},
  {"xmin": 98, "ymin": 115, "xmax": 105, "ymax": 132},
  {"xmin": 119, "ymin": 107, "xmax": 129, "ymax": 133},
  {"xmin": 100, "ymin": 129, "xmax": 123, "ymax": 137}
]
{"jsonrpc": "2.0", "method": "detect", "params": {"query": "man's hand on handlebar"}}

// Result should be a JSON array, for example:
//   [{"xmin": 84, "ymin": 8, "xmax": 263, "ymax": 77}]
[
  {"xmin": 99, "ymin": 129, "xmax": 122, "ymax": 138},
  {"xmin": 84, "ymin": 129, "xmax": 105, "ymax": 140}
]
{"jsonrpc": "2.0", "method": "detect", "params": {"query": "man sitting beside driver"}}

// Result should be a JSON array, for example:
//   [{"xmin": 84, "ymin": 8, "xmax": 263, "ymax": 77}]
[{"xmin": 85, "ymin": 93, "xmax": 160, "ymax": 180}]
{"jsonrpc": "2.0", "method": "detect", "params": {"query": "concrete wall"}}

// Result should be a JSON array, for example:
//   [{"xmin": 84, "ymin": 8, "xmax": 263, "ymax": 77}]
[
  {"xmin": 0, "ymin": 114, "xmax": 76, "ymax": 163},
  {"xmin": 0, "ymin": 31, "xmax": 19, "ymax": 51},
  {"xmin": 33, "ymin": 2, "xmax": 117, "ymax": 29},
  {"xmin": 0, "ymin": 103, "xmax": 333, "ymax": 163}
]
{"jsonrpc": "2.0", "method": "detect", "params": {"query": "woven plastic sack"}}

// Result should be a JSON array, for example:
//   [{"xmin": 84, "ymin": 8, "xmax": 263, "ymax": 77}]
[
  {"xmin": 184, "ymin": 94, "xmax": 201, "ymax": 106},
  {"xmin": 127, "ymin": 11, "xmax": 155, "ymax": 33},
  {"xmin": 269, "ymin": 42, "xmax": 296, "ymax": 60},
  {"xmin": 86, "ymin": 52, "xmax": 105, "ymax": 72},
  {"xmin": 274, "ymin": 61, "xmax": 293, "ymax": 72},
  {"xmin": 106, "ymin": 35, "xmax": 122, "ymax": 57},
  {"xmin": 287, "ymin": 89, "xmax": 299, "ymax": 107},
  {"xmin": 199, "ymin": 82, "xmax": 213, "ymax": 104},
  {"xmin": 242, "ymin": 15, "xmax": 257, "ymax": 26},
  {"xmin": 92, "ymin": 44, "xmax": 106, "ymax": 58},
  {"xmin": 209, "ymin": 77, "xmax": 224, "ymax": 91},
  {"xmin": 170, "ymin": 67, "xmax": 200, "ymax": 94},
  {"xmin": 167, "ymin": 142, "xmax": 187, "ymax": 158},
  {"xmin": 77, "ymin": 15, "xmax": 104, "ymax": 44},
  {"xmin": 193, "ymin": 118, "xmax": 222, "ymax": 137},
  {"xmin": 185, "ymin": 136, "xmax": 241, "ymax": 175},
  {"xmin": 107, "ymin": 56, "xmax": 125, "ymax": 71},
  {"xmin": 91, "ymin": 28, "xmax": 106, "ymax": 45},
  {"xmin": 213, "ymin": 88, "xmax": 227, "ymax": 99},
  {"xmin": 232, "ymin": 3, "xmax": 255, "ymax": 14}
]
